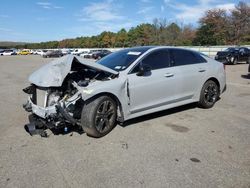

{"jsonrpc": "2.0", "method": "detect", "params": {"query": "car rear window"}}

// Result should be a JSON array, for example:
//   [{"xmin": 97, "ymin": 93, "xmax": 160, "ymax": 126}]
[{"xmin": 170, "ymin": 49, "xmax": 207, "ymax": 66}]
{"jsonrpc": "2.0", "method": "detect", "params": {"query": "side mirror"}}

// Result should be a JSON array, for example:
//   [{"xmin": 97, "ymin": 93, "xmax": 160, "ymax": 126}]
[{"xmin": 136, "ymin": 64, "xmax": 151, "ymax": 76}]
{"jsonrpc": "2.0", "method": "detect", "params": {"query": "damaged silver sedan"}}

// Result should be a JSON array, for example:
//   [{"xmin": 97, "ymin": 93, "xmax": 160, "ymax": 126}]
[{"xmin": 23, "ymin": 46, "xmax": 226, "ymax": 137}]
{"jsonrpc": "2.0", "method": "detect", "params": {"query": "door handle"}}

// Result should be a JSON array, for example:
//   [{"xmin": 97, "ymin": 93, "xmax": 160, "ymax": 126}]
[
  {"xmin": 198, "ymin": 69, "xmax": 206, "ymax": 72},
  {"xmin": 164, "ymin": 73, "xmax": 174, "ymax": 77}
]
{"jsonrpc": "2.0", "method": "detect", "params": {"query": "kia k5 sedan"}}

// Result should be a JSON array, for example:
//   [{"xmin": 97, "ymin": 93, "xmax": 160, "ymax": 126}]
[{"xmin": 23, "ymin": 46, "xmax": 226, "ymax": 138}]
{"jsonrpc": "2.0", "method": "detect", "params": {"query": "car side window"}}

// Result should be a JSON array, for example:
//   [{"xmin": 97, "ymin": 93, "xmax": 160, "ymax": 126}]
[
  {"xmin": 130, "ymin": 49, "xmax": 170, "ymax": 74},
  {"xmin": 142, "ymin": 50, "xmax": 170, "ymax": 70},
  {"xmin": 170, "ymin": 49, "xmax": 206, "ymax": 66},
  {"xmin": 143, "ymin": 49, "xmax": 170, "ymax": 69}
]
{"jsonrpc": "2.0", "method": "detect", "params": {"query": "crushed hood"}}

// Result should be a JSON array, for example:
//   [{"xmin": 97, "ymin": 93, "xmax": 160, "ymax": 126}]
[{"xmin": 29, "ymin": 55, "xmax": 118, "ymax": 87}]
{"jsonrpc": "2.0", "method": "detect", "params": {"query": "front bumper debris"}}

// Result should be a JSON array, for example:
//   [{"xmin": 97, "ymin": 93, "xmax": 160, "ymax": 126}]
[
  {"xmin": 24, "ymin": 114, "xmax": 48, "ymax": 137},
  {"xmin": 23, "ymin": 90, "xmax": 82, "ymax": 137},
  {"xmin": 24, "ymin": 122, "xmax": 47, "ymax": 137},
  {"xmin": 25, "ymin": 97, "xmax": 57, "ymax": 119}
]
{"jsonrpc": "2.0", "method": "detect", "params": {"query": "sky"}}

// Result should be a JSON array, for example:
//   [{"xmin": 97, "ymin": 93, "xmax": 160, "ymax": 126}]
[{"xmin": 0, "ymin": 0, "xmax": 242, "ymax": 42}]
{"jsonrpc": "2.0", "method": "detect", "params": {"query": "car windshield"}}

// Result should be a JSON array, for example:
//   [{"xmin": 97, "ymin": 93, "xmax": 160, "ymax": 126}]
[{"xmin": 97, "ymin": 47, "xmax": 151, "ymax": 71}]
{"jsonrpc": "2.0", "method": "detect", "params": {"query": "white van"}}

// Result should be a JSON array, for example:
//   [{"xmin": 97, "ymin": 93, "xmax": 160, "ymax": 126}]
[{"xmin": 71, "ymin": 49, "xmax": 90, "ymax": 55}]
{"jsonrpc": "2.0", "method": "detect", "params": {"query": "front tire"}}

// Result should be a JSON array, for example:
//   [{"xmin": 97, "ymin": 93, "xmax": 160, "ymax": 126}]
[
  {"xmin": 198, "ymin": 80, "xmax": 219, "ymax": 109},
  {"xmin": 81, "ymin": 96, "xmax": 117, "ymax": 138}
]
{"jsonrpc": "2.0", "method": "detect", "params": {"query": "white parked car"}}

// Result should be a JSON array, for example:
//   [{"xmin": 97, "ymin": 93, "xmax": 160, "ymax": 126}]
[
  {"xmin": 30, "ymin": 50, "xmax": 36, "ymax": 54},
  {"xmin": 71, "ymin": 49, "xmax": 90, "ymax": 55},
  {"xmin": 1, "ymin": 50, "xmax": 16, "ymax": 56},
  {"xmin": 81, "ymin": 49, "xmax": 100, "ymax": 58},
  {"xmin": 23, "ymin": 46, "xmax": 226, "ymax": 138},
  {"xmin": 61, "ymin": 49, "xmax": 71, "ymax": 55},
  {"xmin": 79, "ymin": 51, "xmax": 89, "ymax": 57},
  {"xmin": 36, "ymin": 50, "xmax": 48, "ymax": 56},
  {"xmin": 0, "ymin": 50, "xmax": 4, "ymax": 55}
]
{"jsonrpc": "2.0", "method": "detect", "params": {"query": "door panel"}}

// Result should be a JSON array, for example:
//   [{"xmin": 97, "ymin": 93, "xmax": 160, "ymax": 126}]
[
  {"xmin": 176, "ymin": 63, "xmax": 208, "ymax": 99},
  {"xmin": 127, "ymin": 67, "xmax": 179, "ymax": 113},
  {"xmin": 169, "ymin": 49, "xmax": 208, "ymax": 100}
]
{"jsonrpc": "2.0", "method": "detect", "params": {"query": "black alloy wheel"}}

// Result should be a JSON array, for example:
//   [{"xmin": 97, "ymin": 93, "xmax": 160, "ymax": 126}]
[
  {"xmin": 203, "ymin": 82, "xmax": 218, "ymax": 105},
  {"xmin": 81, "ymin": 96, "xmax": 117, "ymax": 138},
  {"xmin": 95, "ymin": 100, "xmax": 116, "ymax": 133},
  {"xmin": 198, "ymin": 80, "xmax": 219, "ymax": 108}
]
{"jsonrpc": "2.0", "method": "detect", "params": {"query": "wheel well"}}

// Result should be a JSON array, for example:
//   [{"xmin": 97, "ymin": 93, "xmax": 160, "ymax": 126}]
[
  {"xmin": 85, "ymin": 92, "xmax": 124, "ymax": 122},
  {"xmin": 206, "ymin": 77, "xmax": 220, "ymax": 91}
]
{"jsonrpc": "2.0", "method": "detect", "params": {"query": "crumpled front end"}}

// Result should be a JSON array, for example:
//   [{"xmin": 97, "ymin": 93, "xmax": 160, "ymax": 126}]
[
  {"xmin": 23, "ymin": 84, "xmax": 83, "ymax": 136},
  {"xmin": 22, "ymin": 55, "xmax": 118, "ymax": 136}
]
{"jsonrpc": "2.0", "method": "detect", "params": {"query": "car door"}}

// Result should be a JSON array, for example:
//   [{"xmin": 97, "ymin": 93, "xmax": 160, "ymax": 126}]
[
  {"xmin": 169, "ymin": 49, "xmax": 208, "ymax": 99},
  {"xmin": 127, "ymin": 49, "xmax": 180, "ymax": 114}
]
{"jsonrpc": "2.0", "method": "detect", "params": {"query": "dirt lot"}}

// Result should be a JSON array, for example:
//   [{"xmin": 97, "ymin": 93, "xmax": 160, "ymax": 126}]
[{"xmin": 0, "ymin": 55, "xmax": 250, "ymax": 188}]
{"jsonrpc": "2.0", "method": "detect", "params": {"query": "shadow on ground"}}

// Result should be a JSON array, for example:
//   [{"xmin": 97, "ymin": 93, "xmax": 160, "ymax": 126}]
[
  {"xmin": 24, "ymin": 122, "xmax": 84, "ymax": 137},
  {"xmin": 121, "ymin": 103, "xmax": 198, "ymax": 128},
  {"xmin": 241, "ymin": 74, "xmax": 250, "ymax": 79},
  {"xmin": 24, "ymin": 103, "xmax": 199, "ymax": 137}
]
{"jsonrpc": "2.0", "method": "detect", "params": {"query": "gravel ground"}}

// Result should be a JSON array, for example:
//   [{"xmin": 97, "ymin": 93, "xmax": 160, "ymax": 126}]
[{"xmin": 0, "ymin": 55, "xmax": 250, "ymax": 188}]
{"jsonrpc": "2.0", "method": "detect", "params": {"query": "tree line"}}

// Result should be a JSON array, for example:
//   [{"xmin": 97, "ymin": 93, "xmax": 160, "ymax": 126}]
[{"xmin": 12, "ymin": 1, "xmax": 250, "ymax": 49}]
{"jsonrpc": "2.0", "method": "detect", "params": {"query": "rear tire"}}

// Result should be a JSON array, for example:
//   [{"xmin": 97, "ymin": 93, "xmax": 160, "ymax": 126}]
[
  {"xmin": 81, "ymin": 96, "xmax": 117, "ymax": 138},
  {"xmin": 198, "ymin": 80, "xmax": 219, "ymax": 109}
]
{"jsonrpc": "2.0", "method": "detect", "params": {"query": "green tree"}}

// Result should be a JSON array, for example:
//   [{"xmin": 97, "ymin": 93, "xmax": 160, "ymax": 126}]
[
  {"xmin": 115, "ymin": 29, "xmax": 128, "ymax": 47},
  {"xmin": 193, "ymin": 24, "xmax": 217, "ymax": 45},
  {"xmin": 194, "ymin": 9, "xmax": 228, "ymax": 45},
  {"xmin": 178, "ymin": 25, "xmax": 196, "ymax": 46},
  {"xmin": 164, "ymin": 23, "xmax": 181, "ymax": 45}
]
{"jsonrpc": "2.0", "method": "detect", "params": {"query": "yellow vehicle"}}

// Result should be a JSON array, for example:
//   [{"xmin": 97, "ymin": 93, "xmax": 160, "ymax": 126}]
[{"xmin": 18, "ymin": 50, "xmax": 31, "ymax": 55}]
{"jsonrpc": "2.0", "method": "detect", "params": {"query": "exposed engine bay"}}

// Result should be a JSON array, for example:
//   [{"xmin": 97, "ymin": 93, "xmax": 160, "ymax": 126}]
[{"xmin": 23, "ymin": 55, "xmax": 118, "ymax": 137}]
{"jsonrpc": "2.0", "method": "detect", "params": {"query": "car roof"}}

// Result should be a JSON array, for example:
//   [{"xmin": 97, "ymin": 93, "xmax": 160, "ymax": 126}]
[
  {"xmin": 130, "ymin": 46, "xmax": 204, "ymax": 55},
  {"xmin": 126, "ymin": 46, "xmax": 154, "ymax": 51},
  {"xmin": 128, "ymin": 46, "xmax": 200, "ymax": 51}
]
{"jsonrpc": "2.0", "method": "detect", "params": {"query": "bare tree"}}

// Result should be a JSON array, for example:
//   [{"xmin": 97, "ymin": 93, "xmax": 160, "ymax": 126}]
[{"xmin": 229, "ymin": 2, "xmax": 250, "ymax": 44}]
